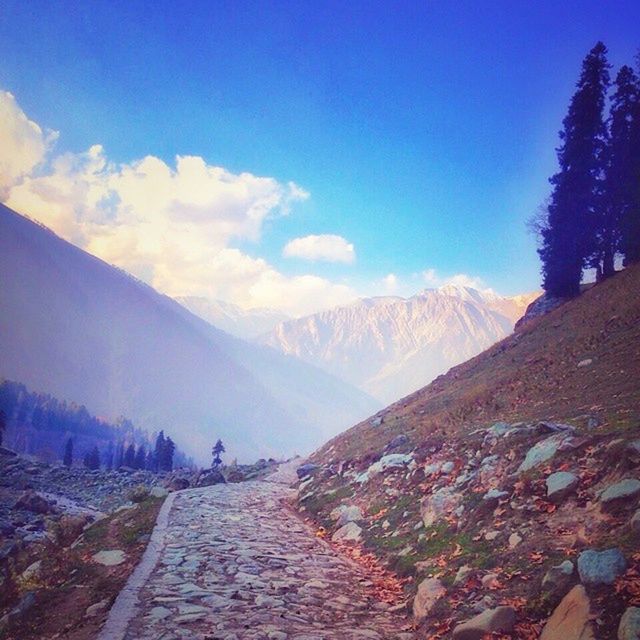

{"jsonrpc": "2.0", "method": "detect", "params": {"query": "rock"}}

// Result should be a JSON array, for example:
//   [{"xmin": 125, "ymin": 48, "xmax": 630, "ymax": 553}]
[
  {"xmin": 482, "ymin": 488, "xmax": 509, "ymax": 505},
  {"xmin": 542, "ymin": 560, "xmax": 574, "ymax": 593},
  {"xmin": 518, "ymin": 434, "xmax": 571, "ymax": 473},
  {"xmin": 386, "ymin": 434, "xmax": 409, "ymax": 450},
  {"xmin": 420, "ymin": 486, "xmax": 461, "ymax": 528},
  {"xmin": 85, "ymin": 599, "xmax": 110, "ymax": 617},
  {"xmin": 627, "ymin": 441, "xmax": 640, "ymax": 461},
  {"xmin": 484, "ymin": 530, "xmax": 500, "ymax": 541},
  {"xmin": 197, "ymin": 468, "xmax": 226, "ymax": 487},
  {"xmin": 453, "ymin": 565, "xmax": 473, "ymax": 586},
  {"xmin": 336, "ymin": 506, "xmax": 363, "ymax": 528},
  {"xmin": 331, "ymin": 521, "xmax": 362, "ymax": 543},
  {"xmin": 619, "ymin": 607, "xmax": 640, "ymax": 640},
  {"xmin": 370, "ymin": 416, "xmax": 383, "ymax": 427},
  {"xmin": 14, "ymin": 490, "xmax": 51, "ymax": 514},
  {"xmin": 508, "ymin": 532, "xmax": 522, "ymax": 548},
  {"xmin": 631, "ymin": 510, "xmax": 640, "ymax": 533},
  {"xmin": 536, "ymin": 421, "xmax": 575, "ymax": 435},
  {"xmin": 546, "ymin": 471, "xmax": 579, "ymax": 503},
  {"xmin": 367, "ymin": 453, "xmax": 413, "ymax": 476},
  {"xmin": 92, "ymin": 549, "xmax": 127, "ymax": 566},
  {"xmin": 0, "ymin": 518, "xmax": 15, "ymax": 536},
  {"xmin": 128, "ymin": 485, "xmax": 150, "ymax": 502},
  {"xmin": 577, "ymin": 548, "xmax": 627, "ymax": 585},
  {"xmin": 601, "ymin": 479, "xmax": 640, "ymax": 509},
  {"xmin": 452, "ymin": 606, "xmax": 516, "ymax": 639},
  {"xmin": 481, "ymin": 573, "xmax": 500, "ymax": 589},
  {"xmin": 20, "ymin": 560, "xmax": 42, "ymax": 582},
  {"xmin": 170, "ymin": 477, "xmax": 190, "ymax": 490},
  {"xmin": 577, "ymin": 358, "xmax": 593, "ymax": 368},
  {"xmin": 487, "ymin": 422, "xmax": 511, "ymax": 437},
  {"xmin": 150, "ymin": 486, "xmax": 169, "ymax": 498},
  {"xmin": 412, "ymin": 577, "xmax": 445, "ymax": 620},
  {"xmin": 296, "ymin": 463, "xmax": 320, "ymax": 479},
  {"xmin": 540, "ymin": 585, "xmax": 594, "ymax": 639}
]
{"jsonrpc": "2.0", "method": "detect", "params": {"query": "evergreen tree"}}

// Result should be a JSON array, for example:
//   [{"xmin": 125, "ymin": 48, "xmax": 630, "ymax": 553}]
[
  {"xmin": 212, "ymin": 439, "xmax": 225, "ymax": 467},
  {"xmin": 114, "ymin": 441, "xmax": 124, "ymax": 469},
  {"xmin": 105, "ymin": 441, "xmax": 114, "ymax": 471},
  {"xmin": 596, "ymin": 65, "xmax": 640, "ymax": 276},
  {"xmin": 539, "ymin": 42, "xmax": 610, "ymax": 296},
  {"xmin": 154, "ymin": 431, "xmax": 165, "ymax": 472},
  {"xmin": 0, "ymin": 409, "xmax": 6, "ymax": 447},
  {"xmin": 83, "ymin": 446, "xmax": 100, "ymax": 470},
  {"xmin": 123, "ymin": 443, "xmax": 136, "ymax": 468},
  {"xmin": 134, "ymin": 445, "xmax": 146, "ymax": 470},
  {"xmin": 145, "ymin": 450, "xmax": 155, "ymax": 471},
  {"xmin": 161, "ymin": 437, "xmax": 175, "ymax": 471},
  {"xmin": 63, "ymin": 437, "xmax": 73, "ymax": 467}
]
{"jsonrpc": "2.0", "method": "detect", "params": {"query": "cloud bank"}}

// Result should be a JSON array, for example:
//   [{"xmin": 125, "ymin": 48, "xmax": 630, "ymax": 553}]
[
  {"xmin": 1, "ymin": 92, "xmax": 357, "ymax": 317},
  {"xmin": 283, "ymin": 234, "xmax": 355, "ymax": 264}
]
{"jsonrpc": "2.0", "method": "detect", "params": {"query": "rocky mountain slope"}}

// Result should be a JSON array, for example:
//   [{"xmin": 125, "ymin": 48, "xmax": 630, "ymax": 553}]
[
  {"xmin": 0, "ymin": 204, "xmax": 377, "ymax": 464},
  {"xmin": 297, "ymin": 266, "xmax": 640, "ymax": 638},
  {"xmin": 260, "ymin": 287, "xmax": 536, "ymax": 403},
  {"xmin": 176, "ymin": 296, "xmax": 289, "ymax": 339}
]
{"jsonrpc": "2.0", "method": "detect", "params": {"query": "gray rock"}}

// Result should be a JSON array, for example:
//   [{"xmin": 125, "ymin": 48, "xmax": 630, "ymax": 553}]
[
  {"xmin": 453, "ymin": 565, "xmax": 473, "ymax": 586},
  {"xmin": 386, "ymin": 434, "xmax": 409, "ymax": 450},
  {"xmin": 85, "ymin": 599, "xmax": 110, "ymax": 617},
  {"xmin": 197, "ymin": 468, "xmax": 226, "ymax": 487},
  {"xmin": 150, "ymin": 486, "xmax": 169, "ymax": 498},
  {"xmin": 331, "ymin": 521, "xmax": 362, "ymax": 543},
  {"xmin": 546, "ymin": 471, "xmax": 579, "ymax": 503},
  {"xmin": 452, "ymin": 606, "xmax": 516, "ymax": 639},
  {"xmin": 518, "ymin": 434, "xmax": 570, "ymax": 473},
  {"xmin": 601, "ymin": 479, "xmax": 640, "ymax": 508},
  {"xmin": 296, "ymin": 463, "xmax": 320, "ymax": 479},
  {"xmin": 619, "ymin": 607, "xmax": 640, "ymax": 640},
  {"xmin": 482, "ymin": 488, "xmax": 509, "ymax": 504},
  {"xmin": 631, "ymin": 509, "xmax": 640, "ymax": 533},
  {"xmin": 412, "ymin": 577, "xmax": 445, "ymax": 620},
  {"xmin": 542, "ymin": 560, "xmax": 574, "ymax": 593},
  {"xmin": 14, "ymin": 490, "xmax": 51, "ymax": 514},
  {"xmin": 370, "ymin": 416, "xmax": 383, "ymax": 427},
  {"xmin": 420, "ymin": 486, "xmax": 461, "ymax": 527},
  {"xmin": 92, "ymin": 549, "xmax": 127, "ymax": 566},
  {"xmin": 577, "ymin": 548, "xmax": 627, "ymax": 585},
  {"xmin": 336, "ymin": 506, "xmax": 363, "ymax": 528}
]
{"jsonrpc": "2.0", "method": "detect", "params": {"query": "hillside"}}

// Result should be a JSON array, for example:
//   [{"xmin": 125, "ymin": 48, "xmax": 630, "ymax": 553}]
[
  {"xmin": 260, "ymin": 288, "xmax": 536, "ymax": 404},
  {"xmin": 0, "ymin": 204, "xmax": 377, "ymax": 464},
  {"xmin": 297, "ymin": 266, "xmax": 640, "ymax": 638}
]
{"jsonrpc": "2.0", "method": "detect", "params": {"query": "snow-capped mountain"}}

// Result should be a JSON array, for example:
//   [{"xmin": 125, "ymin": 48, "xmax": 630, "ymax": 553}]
[
  {"xmin": 259, "ymin": 287, "xmax": 538, "ymax": 404},
  {"xmin": 0, "ymin": 204, "xmax": 377, "ymax": 464},
  {"xmin": 176, "ymin": 297, "xmax": 289, "ymax": 339}
]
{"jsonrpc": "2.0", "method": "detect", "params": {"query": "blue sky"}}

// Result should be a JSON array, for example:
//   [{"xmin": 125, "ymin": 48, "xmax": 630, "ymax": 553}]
[{"xmin": 1, "ymin": 1, "xmax": 639, "ymax": 310}]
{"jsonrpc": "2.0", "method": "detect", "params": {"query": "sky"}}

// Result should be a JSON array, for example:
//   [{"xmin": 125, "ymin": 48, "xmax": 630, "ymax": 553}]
[{"xmin": 1, "ymin": 1, "xmax": 639, "ymax": 316}]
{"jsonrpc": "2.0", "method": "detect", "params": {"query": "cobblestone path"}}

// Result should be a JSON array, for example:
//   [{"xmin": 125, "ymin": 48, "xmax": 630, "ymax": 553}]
[{"xmin": 119, "ymin": 470, "xmax": 415, "ymax": 640}]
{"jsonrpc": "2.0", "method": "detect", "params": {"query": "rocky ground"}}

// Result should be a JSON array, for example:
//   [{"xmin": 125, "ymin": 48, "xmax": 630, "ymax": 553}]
[
  {"xmin": 297, "ymin": 419, "xmax": 640, "ymax": 638},
  {"xmin": 112, "ymin": 464, "xmax": 415, "ymax": 640}
]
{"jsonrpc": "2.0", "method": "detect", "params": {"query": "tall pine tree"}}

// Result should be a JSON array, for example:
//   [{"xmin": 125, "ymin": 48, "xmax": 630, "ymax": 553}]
[
  {"xmin": 539, "ymin": 42, "xmax": 610, "ymax": 296},
  {"xmin": 63, "ymin": 437, "xmax": 73, "ymax": 467}
]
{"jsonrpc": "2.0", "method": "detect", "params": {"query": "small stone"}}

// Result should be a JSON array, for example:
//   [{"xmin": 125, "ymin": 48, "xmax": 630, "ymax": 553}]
[
  {"xmin": 546, "ymin": 471, "xmax": 579, "ymax": 503},
  {"xmin": 577, "ymin": 358, "xmax": 593, "ymax": 367},
  {"xmin": 420, "ymin": 486, "xmax": 461, "ymax": 527},
  {"xmin": 619, "ymin": 607, "xmax": 640, "ymax": 640},
  {"xmin": 412, "ymin": 577, "xmax": 446, "ymax": 620},
  {"xmin": 631, "ymin": 510, "xmax": 640, "ymax": 533},
  {"xmin": 85, "ymin": 599, "xmax": 110, "ymax": 617},
  {"xmin": 601, "ymin": 479, "xmax": 640, "ymax": 509},
  {"xmin": 336, "ymin": 506, "xmax": 363, "ymax": 528},
  {"xmin": 453, "ymin": 565, "xmax": 473, "ymax": 586},
  {"xmin": 518, "ymin": 434, "xmax": 570, "ymax": 473},
  {"xmin": 331, "ymin": 521, "xmax": 362, "ymax": 543},
  {"xmin": 481, "ymin": 573, "xmax": 500, "ymax": 589},
  {"xmin": 441, "ymin": 461, "xmax": 455, "ymax": 474},
  {"xmin": 542, "ymin": 560, "xmax": 574, "ymax": 593},
  {"xmin": 150, "ymin": 486, "xmax": 169, "ymax": 498},
  {"xmin": 452, "ymin": 606, "xmax": 516, "ymax": 639},
  {"xmin": 508, "ymin": 533, "xmax": 522, "ymax": 548},
  {"xmin": 484, "ymin": 531, "xmax": 500, "ymax": 541},
  {"xmin": 20, "ymin": 560, "xmax": 42, "ymax": 582},
  {"xmin": 296, "ymin": 463, "xmax": 320, "ymax": 479},
  {"xmin": 92, "ymin": 549, "xmax": 127, "ymax": 566},
  {"xmin": 540, "ymin": 585, "xmax": 594, "ymax": 639},
  {"xmin": 386, "ymin": 434, "xmax": 409, "ymax": 450},
  {"xmin": 148, "ymin": 606, "xmax": 172, "ymax": 620},
  {"xmin": 577, "ymin": 548, "xmax": 627, "ymax": 585},
  {"xmin": 482, "ymin": 488, "xmax": 509, "ymax": 504}
]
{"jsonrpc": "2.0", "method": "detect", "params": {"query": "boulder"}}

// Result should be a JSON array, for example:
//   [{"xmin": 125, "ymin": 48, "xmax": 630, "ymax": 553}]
[
  {"xmin": 601, "ymin": 479, "xmax": 640, "ymax": 509},
  {"xmin": 540, "ymin": 585, "xmax": 594, "ymax": 639},
  {"xmin": 92, "ymin": 549, "xmax": 127, "ymax": 566},
  {"xmin": 150, "ymin": 486, "xmax": 169, "ymax": 498},
  {"xmin": 577, "ymin": 548, "xmax": 627, "ymax": 585},
  {"xmin": 546, "ymin": 471, "xmax": 579, "ymax": 503},
  {"xmin": 482, "ymin": 488, "xmax": 509, "ymax": 506},
  {"xmin": 296, "ymin": 463, "xmax": 320, "ymax": 479},
  {"xmin": 332, "ymin": 521, "xmax": 362, "ymax": 543},
  {"xmin": 542, "ymin": 560, "xmax": 574, "ymax": 594},
  {"xmin": 412, "ymin": 577, "xmax": 445, "ymax": 620},
  {"xmin": 197, "ymin": 468, "xmax": 226, "ymax": 487},
  {"xmin": 631, "ymin": 509, "xmax": 640, "ymax": 533},
  {"xmin": 336, "ymin": 506, "xmax": 363, "ymax": 528},
  {"xmin": 518, "ymin": 434, "xmax": 570, "ymax": 474},
  {"xmin": 386, "ymin": 434, "xmax": 409, "ymax": 450},
  {"xmin": 452, "ymin": 606, "xmax": 516, "ymax": 639},
  {"xmin": 170, "ymin": 477, "xmax": 190, "ymax": 491},
  {"xmin": 420, "ymin": 486, "xmax": 461, "ymax": 528},
  {"xmin": 453, "ymin": 565, "xmax": 473, "ymax": 586},
  {"xmin": 14, "ymin": 490, "xmax": 51, "ymax": 514},
  {"xmin": 128, "ymin": 484, "xmax": 150, "ymax": 503},
  {"xmin": 619, "ymin": 607, "xmax": 640, "ymax": 640},
  {"xmin": 367, "ymin": 453, "xmax": 413, "ymax": 477}
]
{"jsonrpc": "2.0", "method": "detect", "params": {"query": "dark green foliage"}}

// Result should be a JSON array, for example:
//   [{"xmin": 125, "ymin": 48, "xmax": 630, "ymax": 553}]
[
  {"xmin": 0, "ymin": 409, "xmax": 6, "ymax": 446},
  {"xmin": 539, "ymin": 42, "xmax": 610, "ymax": 296},
  {"xmin": 63, "ymin": 437, "xmax": 73, "ymax": 467},
  {"xmin": 83, "ymin": 446, "xmax": 101, "ymax": 470},
  {"xmin": 123, "ymin": 443, "xmax": 136, "ymax": 468},
  {"xmin": 161, "ymin": 437, "xmax": 175, "ymax": 472},
  {"xmin": 154, "ymin": 431, "xmax": 165, "ymax": 472},
  {"xmin": 212, "ymin": 438, "xmax": 225, "ymax": 467},
  {"xmin": 104, "ymin": 440, "xmax": 114, "ymax": 470},
  {"xmin": 134, "ymin": 445, "xmax": 146, "ymax": 470}
]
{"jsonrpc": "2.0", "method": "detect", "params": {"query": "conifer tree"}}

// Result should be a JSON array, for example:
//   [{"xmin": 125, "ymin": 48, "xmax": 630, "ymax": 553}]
[
  {"xmin": 0, "ymin": 409, "xmax": 6, "ymax": 447},
  {"xmin": 105, "ymin": 441, "xmax": 114, "ymax": 471},
  {"xmin": 83, "ymin": 446, "xmax": 100, "ymax": 470},
  {"xmin": 539, "ymin": 42, "xmax": 610, "ymax": 296},
  {"xmin": 123, "ymin": 443, "xmax": 136, "ymax": 468},
  {"xmin": 212, "ymin": 439, "xmax": 225, "ymax": 467},
  {"xmin": 63, "ymin": 437, "xmax": 73, "ymax": 467},
  {"xmin": 162, "ymin": 437, "xmax": 175, "ymax": 471},
  {"xmin": 134, "ymin": 445, "xmax": 146, "ymax": 470},
  {"xmin": 114, "ymin": 441, "xmax": 124, "ymax": 469},
  {"xmin": 154, "ymin": 431, "xmax": 165, "ymax": 472}
]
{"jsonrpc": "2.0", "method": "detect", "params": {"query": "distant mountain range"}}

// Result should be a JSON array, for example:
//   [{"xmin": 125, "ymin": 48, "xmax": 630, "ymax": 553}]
[
  {"xmin": 258, "ymin": 287, "xmax": 538, "ymax": 404},
  {"xmin": 0, "ymin": 204, "xmax": 377, "ymax": 464}
]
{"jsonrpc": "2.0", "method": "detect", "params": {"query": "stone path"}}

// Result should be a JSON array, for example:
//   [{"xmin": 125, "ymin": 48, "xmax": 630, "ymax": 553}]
[{"xmin": 108, "ymin": 466, "xmax": 415, "ymax": 640}]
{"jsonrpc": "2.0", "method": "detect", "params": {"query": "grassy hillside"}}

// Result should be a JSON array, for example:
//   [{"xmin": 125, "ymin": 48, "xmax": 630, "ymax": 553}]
[{"xmin": 313, "ymin": 264, "xmax": 640, "ymax": 464}]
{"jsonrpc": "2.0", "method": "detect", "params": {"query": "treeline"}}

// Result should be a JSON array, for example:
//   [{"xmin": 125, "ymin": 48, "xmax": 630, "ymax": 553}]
[
  {"xmin": 539, "ymin": 42, "xmax": 640, "ymax": 297},
  {"xmin": 0, "ymin": 379, "xmax": 192, "ymax": 470}
]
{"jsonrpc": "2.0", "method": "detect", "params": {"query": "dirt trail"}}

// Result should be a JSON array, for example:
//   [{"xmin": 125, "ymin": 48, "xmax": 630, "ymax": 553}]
[{"xmin": 99, "ymin": 465, "xmax": 414, "ymax": 640}]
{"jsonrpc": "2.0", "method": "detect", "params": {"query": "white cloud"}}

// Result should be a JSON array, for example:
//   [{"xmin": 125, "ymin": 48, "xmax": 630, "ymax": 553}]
[
  {"xmin": 422, "ymin": 268, "xmax": 486, "ymax": 290},
  {"xmin": 0, "ymin": 91, "xmax": 58, "ymax": 198},
  {"xmin": 381, "ymin": 273, "xmax": 398, "ymax": 293},
  {"xmin": 422, "ymin": 268, "xmax": 439, "ymax": 286},
  {"xmin": 2, "ymin": 91, "xmax": 360, "ymax": 317},
  {"xmin": 283, "ymin": 234, "xmax": 355, "ymax": 264}
]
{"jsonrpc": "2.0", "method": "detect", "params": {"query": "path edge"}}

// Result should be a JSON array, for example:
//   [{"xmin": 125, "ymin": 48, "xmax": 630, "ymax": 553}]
[{"xmin": 96, "ymin": 490, "xmax": 178, "ymax": 640}]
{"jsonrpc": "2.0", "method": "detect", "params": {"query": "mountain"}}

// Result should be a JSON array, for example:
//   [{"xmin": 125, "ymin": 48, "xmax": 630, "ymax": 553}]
[
  {"xmin": 0, "ymin": 204, "xmax": 377, "ymax": 464},
  {"xmin": 176, "ymin": 296, "xmax": 289, "ymax": 339},
  {"xmin": 259, "ymin": 287, "xmax": 537, "ymax": 404}
]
